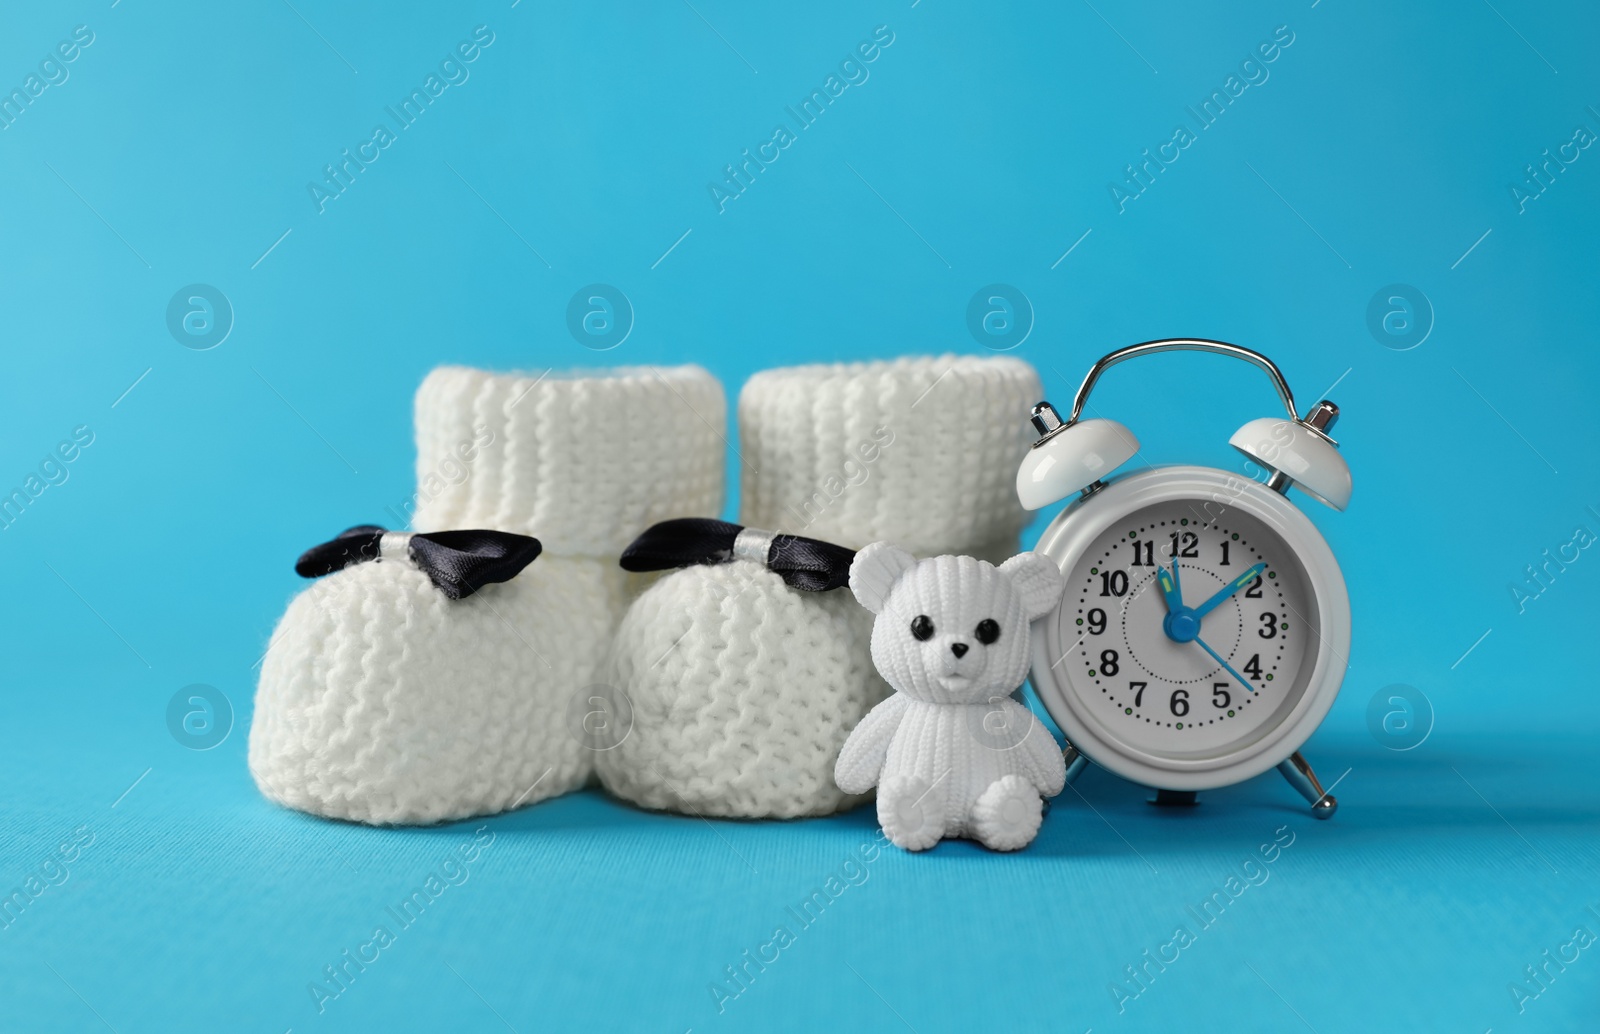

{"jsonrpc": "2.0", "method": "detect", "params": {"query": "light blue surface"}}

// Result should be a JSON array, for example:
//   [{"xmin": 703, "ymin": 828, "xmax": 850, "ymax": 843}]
[{"xmin": 2, "ymin": 1, "xmax": 1597, "ymax": 1031}]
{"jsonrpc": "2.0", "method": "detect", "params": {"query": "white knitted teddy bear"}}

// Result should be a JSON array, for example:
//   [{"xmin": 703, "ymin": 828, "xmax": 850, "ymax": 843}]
[{"xmin": 836, "ymin": 543, "xmax": 1068, "ymax": 851}]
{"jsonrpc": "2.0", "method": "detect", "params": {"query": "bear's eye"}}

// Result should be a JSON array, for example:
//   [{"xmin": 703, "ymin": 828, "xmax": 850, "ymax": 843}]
[
  {"xmin": 975, "ymin": 619, "xmax": 1000, "ymax": 645},
  {"xmin": 910, "ymin": 615, "xmax": 935, "ymax": 641}
]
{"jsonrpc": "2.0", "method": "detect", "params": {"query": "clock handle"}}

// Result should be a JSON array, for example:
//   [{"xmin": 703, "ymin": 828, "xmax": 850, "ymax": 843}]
[
  {"xmin": 1278, "ymin": 751, "xmax": 1339, "ymax": 819},
  {"xmin": 1067, "ymin": 338, "xmax": 1301, "ymax": 425}
]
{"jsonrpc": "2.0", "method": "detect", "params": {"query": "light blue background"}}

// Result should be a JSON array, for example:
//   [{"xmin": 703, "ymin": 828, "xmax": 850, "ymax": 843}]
[{"xmin": 2, "ymin": 0, "xmax": 1597, "ymax": 1031}]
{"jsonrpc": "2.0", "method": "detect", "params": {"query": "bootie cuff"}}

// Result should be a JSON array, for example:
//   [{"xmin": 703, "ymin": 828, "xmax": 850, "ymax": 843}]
[
  {"xmin": 737, "ymin": 355, "xmax": 1040, "ymax": 559},
  {"xmin": 411, "ymin": 364, "xmax": 726, "ymax": 555}
]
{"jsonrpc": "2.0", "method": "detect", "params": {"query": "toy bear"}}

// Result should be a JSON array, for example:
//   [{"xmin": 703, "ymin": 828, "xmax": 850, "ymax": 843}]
[{"xmin": 835, "ymin": 543, "xmax": 1068, "ymax": 851}]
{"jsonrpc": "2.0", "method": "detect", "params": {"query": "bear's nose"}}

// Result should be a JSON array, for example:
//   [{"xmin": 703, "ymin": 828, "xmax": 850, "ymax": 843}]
[{"xmin": 950, "ymin": 642, "xmax": 969, "ymax": 659}]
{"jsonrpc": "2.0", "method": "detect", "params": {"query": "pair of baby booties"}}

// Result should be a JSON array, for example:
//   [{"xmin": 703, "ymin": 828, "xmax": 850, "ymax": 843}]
[{"xmin": 248, "ymin": 356, "xmax": 1044, "ymax": 827}]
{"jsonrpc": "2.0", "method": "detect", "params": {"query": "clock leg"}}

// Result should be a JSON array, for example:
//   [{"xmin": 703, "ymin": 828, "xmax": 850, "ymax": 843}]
[
  {"xmin": 1278, "ymin": 751, "xmax": 1338, "ymax": 819},
  {"xmin": 1062, "ymin": 744, "xmax": 1089, "ymax": 786},
  {"xmin": 1045, "ymin": 745, "xmax": 1090, "ymax": 817},
  {"xmin": 1043, "ymin": 749, "xmax": 1094, "ymax": 819},
  {"xmin": 1150, "ymin": 789, "xmax": 1198, "ymax": 808}
]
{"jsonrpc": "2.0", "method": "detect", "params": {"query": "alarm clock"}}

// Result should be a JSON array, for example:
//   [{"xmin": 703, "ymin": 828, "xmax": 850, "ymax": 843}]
[{"xmin": 1017, "ymin": 339, "xmax": 1350, "ymax": 818}]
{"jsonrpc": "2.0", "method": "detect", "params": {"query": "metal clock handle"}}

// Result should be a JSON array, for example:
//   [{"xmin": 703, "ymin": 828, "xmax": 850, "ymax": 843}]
[{"xmin": 1067, "ymin": 338, "xmax": 1300, "ymax": 425}]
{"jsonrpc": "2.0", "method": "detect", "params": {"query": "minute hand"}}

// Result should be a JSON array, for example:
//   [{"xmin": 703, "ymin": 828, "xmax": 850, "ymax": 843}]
[
  {"xmin": 1194, "ymin": 635, "xmax": 1256, "ymax": 694},
  {"xmin": 1191, "ymin": 562, "xmax": 1267, "ymax": 620}
]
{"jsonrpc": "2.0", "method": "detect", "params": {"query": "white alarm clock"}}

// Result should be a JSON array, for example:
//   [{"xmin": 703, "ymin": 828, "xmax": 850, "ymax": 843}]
[{"xmin": 1018, "ymin": 340, "xmax": 1351, "ymax": 817}]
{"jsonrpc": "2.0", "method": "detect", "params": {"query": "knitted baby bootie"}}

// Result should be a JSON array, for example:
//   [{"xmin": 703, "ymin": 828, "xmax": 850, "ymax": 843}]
[
  {"xmin": 595, "ymin": 518, "xmax": 876, "ymax": 818},
  {"xmin": 248, "ymin": 365, "xmax": 726, "ymax": 824},
  {"xmin": 594, "ymin": 355, "xmax": 1042, "ymax": 820}
]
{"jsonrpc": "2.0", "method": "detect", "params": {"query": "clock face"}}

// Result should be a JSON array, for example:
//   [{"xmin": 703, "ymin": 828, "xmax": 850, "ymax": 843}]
[{"xmin": 1054, "ymin": 500, "xmax": 1315, "ymax": 759}]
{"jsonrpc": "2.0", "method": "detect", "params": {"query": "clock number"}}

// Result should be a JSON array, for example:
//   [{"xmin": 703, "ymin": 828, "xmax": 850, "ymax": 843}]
[
  {"xmin": 1258, "ymin": 612, "xmax": 1278, "ymax": 639},
  {"xmin": 1099, "ymin": 650, "xmax": 1120, "ymax": 677},
  {"xmin": 1220, "ymin": 540, "xmax": 1230, "ymax": 566},
  {"xmin": 1168, "ymin": 531, "xmax": 1198, "ymax": 558},
  {"xmin": 1087, "ymin": 608, "xmax": 1107, "ymax": 635},
  {"xmin": 1170, "ymin": 689, "xmax": 1189, "ymax": 717},
  {"xmin": 1130, "ymin": 681, "xmax": 1147, "ymax": 707},
  {"xmin": 1245, "ymin": 575, "xmax": 1263, "ymax": 598},
  {"xmin": 1099, "ymin": 570, "xmax": 1129, "ymax": 597},
  {"xmin": 1130, "ymin": 539, "xmax": 1155, "ymax": 566},
  {"xmin": 1212, "ymin": 683, "xmax": 1231, "ymax": 709},
  {"xmin": 1242, "ymin": 653, "xmax": 1262, "ymax": 680}
]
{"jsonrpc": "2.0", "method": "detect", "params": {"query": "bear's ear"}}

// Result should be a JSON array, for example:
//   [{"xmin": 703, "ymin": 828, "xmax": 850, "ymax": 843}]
[
  {"xmin": 999, "ymin": 551, "xmax": 1066, "ymax": 621},
  {"xmin": 850, "ymin": 541, "xmax": 918, "ymax": 614}
]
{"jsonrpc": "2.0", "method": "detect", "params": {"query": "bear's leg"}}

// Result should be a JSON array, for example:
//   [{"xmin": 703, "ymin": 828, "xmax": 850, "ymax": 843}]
[
  {"xmin": 970, "ymin": 775, "xmax": 1044, "ymax": 852},
  {"xmin": 877, "ymin": 775, "xmax": 944, "ymax": 852}
]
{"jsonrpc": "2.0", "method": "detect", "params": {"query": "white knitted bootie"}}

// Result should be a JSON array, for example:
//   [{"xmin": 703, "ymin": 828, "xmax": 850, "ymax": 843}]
[
  {"xmin": 248, "ymin": 366, "xmax": 725, "ymax": 825},
  {"xmin": 596, "ymin": 355, "xmax": 1041, "ymax": 819}
]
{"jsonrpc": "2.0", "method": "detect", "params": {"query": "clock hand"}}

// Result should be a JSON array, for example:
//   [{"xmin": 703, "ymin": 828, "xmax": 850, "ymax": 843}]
[
  {"xmin": 1193, "ymin": 635, "xmax": 1256, "ymax": 694},
  {"xmin": 1154, "ymin": 559, "xmax": 1182, "ymax": 612},
  {"xmin": 1191, "ymin": 562, "xmax": 1267, "ymax": 620}
]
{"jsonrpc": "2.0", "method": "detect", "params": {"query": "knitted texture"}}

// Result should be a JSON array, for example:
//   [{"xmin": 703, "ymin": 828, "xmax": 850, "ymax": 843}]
[
  {"xmin": 249, "ymin": 364, "xmax": 728, "ymax": 824},
  {"xmin": 248, "ymin": 554, "xmax": 624, "ymax": 825},
  {"xmin": 411, "ymin": 364, "xmax": 726, "ymax": 555},
  {"xmin": 836, "ymin": 544, "xmax": 1068, "ymax": 851},
  {"xmin": 595, "ymin": 560, "xmax": 886, "ymax": 819},
  {"xmin": 737, "ymin": 355, "xmax": 1041, "ymax": 565}
]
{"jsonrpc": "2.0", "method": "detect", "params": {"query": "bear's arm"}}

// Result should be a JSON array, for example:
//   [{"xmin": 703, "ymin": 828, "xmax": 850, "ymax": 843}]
[
  {"xmin": 1005, "ymin": 700, "xmax": 1069, "ymax": 797},
  {"xmin": 834, "ymin": 694, "xmax": 912, "ymax": 795}
]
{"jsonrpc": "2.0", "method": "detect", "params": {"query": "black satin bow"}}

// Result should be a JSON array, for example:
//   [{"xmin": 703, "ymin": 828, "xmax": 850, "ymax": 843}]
[
  {"xmin": 619, "ymin": 517, "xmax": 855, "ymax": 592},
  {"xmin": 295, "ymin": 525, "xmax": 542, "ymax": 600}
]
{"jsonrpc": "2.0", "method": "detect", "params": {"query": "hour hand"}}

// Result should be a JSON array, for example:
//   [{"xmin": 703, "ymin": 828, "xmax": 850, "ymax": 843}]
[
  {"xmin": 1154, "ymin": 561, "xmax": 1182, "ymax": 613},
  {"xmin": 1192, "ymin": 562, "xmax": 1267, "ymax": 619}
]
